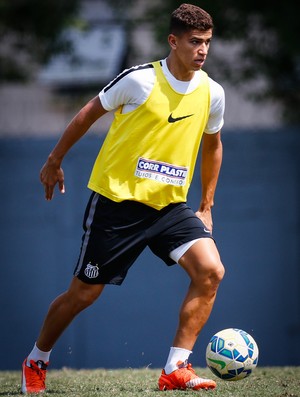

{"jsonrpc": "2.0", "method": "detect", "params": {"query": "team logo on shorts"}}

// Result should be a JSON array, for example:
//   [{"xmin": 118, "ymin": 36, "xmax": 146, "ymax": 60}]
[
  {"xmin": 84, "ymin": 262, "xmax": 99, "ymax": 279},
  {"xmin": 135, "ymin": 157, "xmax": 188, "ymax": 186}
]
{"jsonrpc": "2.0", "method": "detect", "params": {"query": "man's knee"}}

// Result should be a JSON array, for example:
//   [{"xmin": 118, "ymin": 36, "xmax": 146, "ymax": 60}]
[
  {"xmin": 187, "ymin": 258, "xmax": 225, "ymax": 293},
  {"xmin": 179, "ymin": 239, "xmax": 224, "ymax": 282},
  {"xmin": 201, "ymin": 259, "xmax": 224, "ymax": 286},
  {"xmin": 210, "ymin": 261, "xmax": 225, "ymax": 287},
  {"xmin": 67, "ymin": 277, "xmax": 104, "ymax": 313},
  {"xmin": 75, "ymin": 288, "xmax": 100, "ymax": 309}
]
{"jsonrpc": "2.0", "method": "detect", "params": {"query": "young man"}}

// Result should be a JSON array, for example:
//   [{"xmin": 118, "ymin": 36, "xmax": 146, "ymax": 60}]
[{"xmin": 21, "ymin": 3, "xmax": 225, "ymax": 393}]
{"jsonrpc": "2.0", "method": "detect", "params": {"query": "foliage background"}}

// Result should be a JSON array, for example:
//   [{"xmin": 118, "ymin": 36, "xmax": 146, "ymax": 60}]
[
  {"xmin": 0, "ymin": 0, "xmax": 79, "ymax": 81},
  {"xmin": 1, "ymin": 0, "xmax": 299, "ymax": 123},
  {"xmin": 111, "ymin": 0, "xmax": 300, "ymax": 124}
]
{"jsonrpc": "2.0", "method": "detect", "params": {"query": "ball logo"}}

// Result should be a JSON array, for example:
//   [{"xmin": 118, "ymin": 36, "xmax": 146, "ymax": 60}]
[{"xmin": 84, "ymin": 262, "xmax": 99, "ymax": 279}]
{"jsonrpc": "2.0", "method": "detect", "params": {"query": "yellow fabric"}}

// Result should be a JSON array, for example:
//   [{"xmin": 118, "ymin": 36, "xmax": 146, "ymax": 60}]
[{"xmin": 88, "ymin": 61, "xmax": 210, "ymax": 210}]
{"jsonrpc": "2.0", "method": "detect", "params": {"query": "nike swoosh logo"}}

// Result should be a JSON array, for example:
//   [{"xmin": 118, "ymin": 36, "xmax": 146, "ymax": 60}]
[
  {"xmin": 168, "ymin": 113, "xmax": 194, "ymax": 123},
  {"xmin": 204, "ymin": 228, "xmax": 211, "ymax": 233},
  {"xmin": 207, "ymin": 358, "xmax": 226, "ymax": 369}
]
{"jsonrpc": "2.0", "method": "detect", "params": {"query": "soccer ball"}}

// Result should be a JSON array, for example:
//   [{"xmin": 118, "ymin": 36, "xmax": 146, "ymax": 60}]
[{"xmin": 206, "ymin": 328, "xmax": 259, "ymax": 381}]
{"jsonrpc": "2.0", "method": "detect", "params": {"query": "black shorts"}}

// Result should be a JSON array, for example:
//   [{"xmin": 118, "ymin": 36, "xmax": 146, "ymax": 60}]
[{"xmin": 74, "ymin": 192, "xmax": 213, "ymax": 285}]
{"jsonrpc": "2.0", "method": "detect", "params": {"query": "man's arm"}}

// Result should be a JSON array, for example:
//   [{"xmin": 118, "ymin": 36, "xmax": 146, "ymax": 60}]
[
  {"xmin": 40, "ymin": 96, "xmax": 107, "ymax": 201},
  {"xmin": 196, "ymin": 131, "xmax": 223, "ymax": 230}
]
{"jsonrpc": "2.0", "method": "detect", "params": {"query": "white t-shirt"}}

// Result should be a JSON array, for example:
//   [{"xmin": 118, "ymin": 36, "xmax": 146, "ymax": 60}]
[{"xmin": 99, "ymin": 58, "xmax": 225, "ymax": 134}]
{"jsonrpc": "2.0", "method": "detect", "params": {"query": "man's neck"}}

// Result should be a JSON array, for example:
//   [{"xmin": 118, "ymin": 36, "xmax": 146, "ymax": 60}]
[{"xmin": 166, "ymin": 55, "xmax": 195, "ymax": 82}]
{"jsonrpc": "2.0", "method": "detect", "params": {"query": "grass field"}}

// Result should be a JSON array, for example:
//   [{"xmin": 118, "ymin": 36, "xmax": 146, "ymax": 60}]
[{"xmin": 1, "ymin": 367, "xmax": 299, "ymax": 396}]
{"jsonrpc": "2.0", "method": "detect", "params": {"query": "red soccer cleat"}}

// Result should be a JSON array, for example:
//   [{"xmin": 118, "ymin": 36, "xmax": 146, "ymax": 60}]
[
  {"xmin": 158, "ymin": 360, "xmax": 216, "ymax": 391},
  {"xmin": 21, "ymin": 358, "xmax": 48, "ymax": 394}
]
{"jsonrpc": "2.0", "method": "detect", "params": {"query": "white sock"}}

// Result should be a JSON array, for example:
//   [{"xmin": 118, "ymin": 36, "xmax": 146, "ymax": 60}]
[
  {"xmin": 27, "ymin": 343, "xmax": 52, "ymax": 366},
  {"xmin": 164, "ymin": 347, "xmax": 192, "ymax": 375}
]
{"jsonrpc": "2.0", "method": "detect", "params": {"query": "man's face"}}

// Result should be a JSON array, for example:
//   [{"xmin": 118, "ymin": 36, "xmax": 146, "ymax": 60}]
[{"xmin": 169, "ymin": 29, "xmax": 213, "ymax": 73}]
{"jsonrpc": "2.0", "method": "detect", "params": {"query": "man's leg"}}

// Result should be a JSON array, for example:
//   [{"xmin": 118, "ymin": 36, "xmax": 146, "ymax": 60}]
[
  {"xmin": 159, "ymin": 238, "xmax": 224, "ymax": 390},
  {"xmin": 174, "ymin": 238, "xmax": 224, "ymax": 349},
  {"xmin": 22, "ymin": 277, "xmax": 104, "ymax": 394},
  {"xmin": 36, "ymin": 277, "xmax": 105, "ymax": 351}
]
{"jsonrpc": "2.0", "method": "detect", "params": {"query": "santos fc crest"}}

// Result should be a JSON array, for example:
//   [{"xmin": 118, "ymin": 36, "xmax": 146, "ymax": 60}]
[{"xmin": 84, "ymin": 262, "xmax": 99, "ymax": 279}]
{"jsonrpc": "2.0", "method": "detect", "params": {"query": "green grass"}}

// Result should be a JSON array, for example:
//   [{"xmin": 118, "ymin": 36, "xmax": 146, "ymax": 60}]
[{"xmin": 1, "ymin": 367, "xmax": 300, "ymax": 396}]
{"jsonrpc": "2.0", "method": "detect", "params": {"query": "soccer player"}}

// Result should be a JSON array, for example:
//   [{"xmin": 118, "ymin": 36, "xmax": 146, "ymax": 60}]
[{"xmin": 21, "ymin": 3, "xmax": 225, "ymax": 393}]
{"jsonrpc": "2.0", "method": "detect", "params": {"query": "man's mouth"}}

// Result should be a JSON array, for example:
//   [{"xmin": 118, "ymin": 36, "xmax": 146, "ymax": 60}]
[{"xmin": 194, "ymin": 58, "xmax": 205, "ymax": 67}]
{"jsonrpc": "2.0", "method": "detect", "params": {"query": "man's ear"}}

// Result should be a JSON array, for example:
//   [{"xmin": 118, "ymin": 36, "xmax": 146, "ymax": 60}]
[{"xmin": 168, "ymin": 34, "xmax": 177, "ymax": 49}]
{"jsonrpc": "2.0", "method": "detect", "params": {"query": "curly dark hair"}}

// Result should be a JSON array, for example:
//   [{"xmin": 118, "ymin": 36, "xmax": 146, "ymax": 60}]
[{"xmin": 169, "ymin": 3, "xmax": 214, "ymax": 35}]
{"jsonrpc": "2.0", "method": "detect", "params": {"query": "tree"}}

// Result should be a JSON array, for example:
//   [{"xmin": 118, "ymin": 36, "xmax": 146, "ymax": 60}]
[
  {"xmin": 0, "ymin": 0, "xmax": 80, "ymax": 81},
  {"xmin": 108, "ymin": 0, "xmax": 300, "ymax": 124}
]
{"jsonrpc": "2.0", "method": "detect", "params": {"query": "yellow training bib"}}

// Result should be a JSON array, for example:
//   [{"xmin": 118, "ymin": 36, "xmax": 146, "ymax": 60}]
[{"xmin": 88, "ymin": 61, "xmax": 210, "ymax": 210}]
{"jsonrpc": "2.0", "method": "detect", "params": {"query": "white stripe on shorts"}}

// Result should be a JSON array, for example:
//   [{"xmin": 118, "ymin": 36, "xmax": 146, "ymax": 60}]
[
  {"xmin": 74, "ymin": 193, "xmax": 99, "ymax": 276},
  {"xmin": 169, "ymin": 238, "xmax": 201, "ymax": 263}
]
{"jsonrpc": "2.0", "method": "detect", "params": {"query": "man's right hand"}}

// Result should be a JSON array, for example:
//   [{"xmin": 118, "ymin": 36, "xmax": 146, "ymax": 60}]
[{"xmin": 40, "ymin": 158, "xmax": 65, "ymax": 201}]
